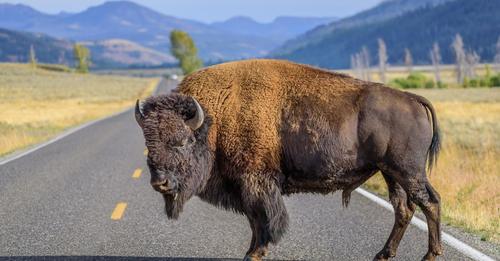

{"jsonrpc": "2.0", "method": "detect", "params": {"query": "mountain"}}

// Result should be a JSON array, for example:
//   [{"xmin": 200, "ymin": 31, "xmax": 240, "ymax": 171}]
[
  {"xmin": 273, "ymin": 0, "xmax": 500, "ymax": 69},
  {"xmin": 212, "ymin": 16, "xmax": 337, "ymax": 43},
  {"xmin": 272, "ymin": 0, "xmax": 455, "ymax": 57},
  {"xmin": 0, "ymin": 28, "xmax": 72, "ymax": 64},
  {"xmin": 0, "ymin": 3, "xmax": 55, "ymax": 30},
  {"xmin": 0, "ymin": 1, "xmax": 334, "ymax": 61}
]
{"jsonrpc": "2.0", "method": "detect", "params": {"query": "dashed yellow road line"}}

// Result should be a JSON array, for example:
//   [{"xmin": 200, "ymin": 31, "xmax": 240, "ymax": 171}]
[
  {"xmin": 143, "ymin": 149, "xmax": 148, "ymax": 156},
  {"xmin": 111, "ymin": 202, "xmax": 127, "ymax": 220},
  {"xmin": 132, "ymin": 168, "xmax": 142, "ymax": 179}
]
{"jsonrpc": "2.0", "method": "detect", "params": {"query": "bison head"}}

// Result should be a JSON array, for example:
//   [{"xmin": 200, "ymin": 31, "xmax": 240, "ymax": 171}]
[{"xmin": 135, "ymin": 94, "xmax": 212, "ymax": 219}]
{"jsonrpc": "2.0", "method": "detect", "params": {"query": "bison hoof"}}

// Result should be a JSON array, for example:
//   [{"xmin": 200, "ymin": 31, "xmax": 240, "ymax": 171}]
[
  {"xmin": 243, "ymin": 255, "xmax": 262, "ymax": 261},
  {"xmin": 373, "ymin": 249, "xmax": 395, "ymax": 261},
  {"xmin": 421, "ymin": 252, "xmax": 440, "ymax": 261}
]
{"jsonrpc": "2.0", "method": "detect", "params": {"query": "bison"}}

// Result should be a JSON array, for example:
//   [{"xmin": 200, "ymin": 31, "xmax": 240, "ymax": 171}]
[{"xmin": 134, "ymin": 59, "xmax": 442, "ymax": 261}]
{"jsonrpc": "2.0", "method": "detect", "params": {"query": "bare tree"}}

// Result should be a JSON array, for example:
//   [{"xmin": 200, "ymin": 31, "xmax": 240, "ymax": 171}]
[
  {"xmin": 351, "ymin": 47, "xmax": 372, "ymax": 81},
  {"xmin": 495, "ymin": 36, "xmax": 500, "ymax": 72},
  {"xmin": 351, "ymin": 54, "xmax": 361, "ymax": 79},
  {"xmin": 378, "ymin": 38, "xmax": 388, "ymax": 83},
  {"xmin": 29, "ymin": 45, "xmax": 36, "ymax": 68},
  {"xmin": 362, "ymin": 46, "xmax": 371, "ymax": 81},
  {"xmin": 430, "ymin": 42, "xmax": 442, "ymax": 83},
  {"xmin": 404, "ymin": 48, "xmax": 413, "ymax": 74},
  {"xmin": 451, "ymin": 34, "xmax": 466, "ymax": 84},
  {"xmin": 350, "ymin": 55, "xmax": 357, "ymax": 77},
  {"xmin": 465, "ymin": 50, "xmax": 480, "ymax": 79}
]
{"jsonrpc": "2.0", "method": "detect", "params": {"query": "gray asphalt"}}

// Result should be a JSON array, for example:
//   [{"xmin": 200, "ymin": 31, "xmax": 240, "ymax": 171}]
[{"xmin": 0, "ymin": 79, "xmax": 473, "ymax": 261}]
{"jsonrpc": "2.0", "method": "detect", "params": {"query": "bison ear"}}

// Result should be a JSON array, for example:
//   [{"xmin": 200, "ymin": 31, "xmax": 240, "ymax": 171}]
[
  {"xmin": 185, "ymin": 97, "xmax": 204, "ymax": 131},
  {"xmin": 135, "ymin": 100, "xmax": 144, "ymax": 128}
]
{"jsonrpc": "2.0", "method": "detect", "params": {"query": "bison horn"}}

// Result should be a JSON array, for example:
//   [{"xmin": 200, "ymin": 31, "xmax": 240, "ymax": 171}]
[
  {"xmin": 135, "ymin": 99, "xmax": 144, "ymax": 128},
  {"xmin": 185, "ymin": 97, "xmax": 204, "ymax": 131}
]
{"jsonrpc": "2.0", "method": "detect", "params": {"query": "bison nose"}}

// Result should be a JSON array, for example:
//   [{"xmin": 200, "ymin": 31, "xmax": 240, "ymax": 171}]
[{"xmin": 150, "ymin": 173, "xmax": 177, "ymax": 194}]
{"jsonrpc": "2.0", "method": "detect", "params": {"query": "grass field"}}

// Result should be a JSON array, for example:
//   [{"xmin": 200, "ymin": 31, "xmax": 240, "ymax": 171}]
[
  {"xmin": 362, "ymin": 87, "xmax": 500, "ymax": 243},
  {"xmin": 0, "ymin": 63, "xmax": 159, "ymax": 156}
]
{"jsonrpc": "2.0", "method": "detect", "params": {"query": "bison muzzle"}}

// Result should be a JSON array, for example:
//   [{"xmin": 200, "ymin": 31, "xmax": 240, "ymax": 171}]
[{"xmin": 135, "ymin": 59, "xmax": 443, "ymax": 261}]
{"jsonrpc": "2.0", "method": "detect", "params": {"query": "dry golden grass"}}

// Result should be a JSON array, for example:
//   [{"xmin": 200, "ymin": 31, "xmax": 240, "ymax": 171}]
[
  {"xmin": 0, "ymin": 63, "xmax": 158, "ymax": 156},
  {"xmin": 364, "ymin": 88, "xmax": 500, "ymax": 243}
]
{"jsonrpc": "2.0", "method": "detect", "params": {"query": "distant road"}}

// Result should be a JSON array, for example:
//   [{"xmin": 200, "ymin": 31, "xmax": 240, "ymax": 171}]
[{"xmin": 0, "ymin": 79, "xmax": 475, "ymax": 260}]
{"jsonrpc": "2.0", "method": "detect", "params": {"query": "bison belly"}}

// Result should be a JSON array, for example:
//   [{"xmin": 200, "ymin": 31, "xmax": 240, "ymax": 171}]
[{"xmin": 279, "ymin": 101, "xmax": 371, "ymax": 194}]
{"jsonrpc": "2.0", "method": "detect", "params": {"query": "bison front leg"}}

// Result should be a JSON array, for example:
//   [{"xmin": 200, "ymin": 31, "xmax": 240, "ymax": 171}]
[{"xmin": 242, "ymin": 174, "xmax": 289, "ymax": 261}]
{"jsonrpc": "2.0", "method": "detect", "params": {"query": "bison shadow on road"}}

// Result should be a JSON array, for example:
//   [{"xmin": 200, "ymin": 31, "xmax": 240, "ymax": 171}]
[{"xmin": 0, "ymin": 257, "xmax": 297, "ymax": 261}]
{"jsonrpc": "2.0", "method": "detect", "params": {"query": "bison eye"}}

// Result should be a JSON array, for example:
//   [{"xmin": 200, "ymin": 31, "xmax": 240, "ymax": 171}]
[{"xmin": 172, "ymin": 138, "xmax": 188, "ymax": 148}]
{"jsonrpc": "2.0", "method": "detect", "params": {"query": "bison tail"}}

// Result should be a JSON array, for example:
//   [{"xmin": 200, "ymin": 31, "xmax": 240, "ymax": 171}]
[{"xmin": 409, "ymin": 93, "xmax": 441, "ymax": 173}]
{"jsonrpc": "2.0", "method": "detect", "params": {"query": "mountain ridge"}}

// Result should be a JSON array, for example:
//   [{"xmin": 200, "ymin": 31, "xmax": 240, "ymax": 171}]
[
  {"xmin": 272, "ymin": 0, "xmax": 500, "ymax": 69},
  {"xmin": 271, "ymin": 0, "xmax": 456, "ymax": 57},
  {"xmin": 0, "ymin": 1, "xmax": 334, "ymax": 61}
]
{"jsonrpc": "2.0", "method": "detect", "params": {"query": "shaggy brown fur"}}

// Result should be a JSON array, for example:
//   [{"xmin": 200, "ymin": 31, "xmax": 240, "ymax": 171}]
[{"xmin": 136, "ymin": 59, "xmax": 442, "ymax": 261}]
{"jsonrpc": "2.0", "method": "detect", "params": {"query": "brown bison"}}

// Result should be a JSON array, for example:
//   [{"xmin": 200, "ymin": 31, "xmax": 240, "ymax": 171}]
[{"xmin": 135, "ymin": 59, "xmax": 442, "ymax": 261}]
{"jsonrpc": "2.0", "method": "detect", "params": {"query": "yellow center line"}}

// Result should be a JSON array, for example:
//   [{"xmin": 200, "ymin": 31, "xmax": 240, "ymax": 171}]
[
  {"xmin": 143, "ymin": 149, "xmax": 148, "ymax": 156},
  {"xmin": 132, "ymin": 168, "xmax": 142, "ymax": 179},
  {"xmin": 111, "ymin": 202, "xmax": 127, "ymax": 220}
]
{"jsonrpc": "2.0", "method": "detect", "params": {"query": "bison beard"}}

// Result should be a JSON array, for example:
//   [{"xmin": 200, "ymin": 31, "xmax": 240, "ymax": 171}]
[
  {"xmin": 136, "ymin": 59, "xmax": 443, "ymax": 261},
  {"xmin": 163, "ymin": 193, "xmax": 183, "ymax": 220}
]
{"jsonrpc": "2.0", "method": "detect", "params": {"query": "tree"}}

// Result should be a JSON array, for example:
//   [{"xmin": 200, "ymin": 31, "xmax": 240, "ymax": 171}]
[
  {"xmin": 170, "ymin": 30, "xmax": 203, "ymax": 75},
  {"xmin": 494, "ymin": 36, "xmax": 500, "ymax": 72},
  {"xmin": 74, "ymin": 44, "xmax": 90, "ymax": 73},
  {"xmin": 29, "ymin": 45, "xmax": 37, "ymax": 68},
  {"xmin": 465, "ymin": 50, "xmax": 480, "ymax": 79},
  {"xmin": 351, "ymin": 46, "xmax": 372, "ymax": 81},
  {"xmin": 378, "ymin": 38, "xmax": 388, "ymax": 83},
  {"xmin": 430, "ymin": 42, "xmax": 442, "ymax": 83},
  {"xmin": 451, "ymin": 34, "xmax": 466, "ymax": 84},
  {"xmin": 361, "ymin": 46, "xmax": 371, "ymax": 81},
  {"xmin": 404, "ymin": 48, "xmax": 413, "ymax": 74}
]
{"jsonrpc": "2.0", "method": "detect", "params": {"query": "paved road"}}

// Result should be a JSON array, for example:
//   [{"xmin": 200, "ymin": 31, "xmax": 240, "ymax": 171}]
[{"xmin": 0, "ymin": 79, "xmax": 474, "ymax": 260}]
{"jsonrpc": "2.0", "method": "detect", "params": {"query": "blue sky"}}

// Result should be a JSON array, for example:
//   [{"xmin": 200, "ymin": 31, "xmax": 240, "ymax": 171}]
[{"xmin": 2, "ymin": 0, "xmax": 383, "ymax": 22}]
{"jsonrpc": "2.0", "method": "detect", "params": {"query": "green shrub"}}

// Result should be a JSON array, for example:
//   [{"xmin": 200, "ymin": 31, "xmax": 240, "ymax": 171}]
[
  {"xmin": 437, "ymin": 81, "xmax": 447, "ymax": 89},
  {"xmin": 491, "ymin": 74, "xmax": 500, "ymax": 87},
  {"xmin": 463, "ymin": 77, "xmax": 470, "ymax": 88},
  {"xmin": 424, "ymin": 80, "xmax": 435, "ymax": 89},
  {"xmin": 469, "ymin": 79, "xmax": 480, "ymax": 88},
  {"xmin": 390, "ymin": 72, "xmax": 435, "ymax": 89}
]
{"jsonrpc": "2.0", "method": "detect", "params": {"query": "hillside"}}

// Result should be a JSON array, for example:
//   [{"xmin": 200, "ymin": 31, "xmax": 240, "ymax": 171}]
[
  {"xmin": 0, "ymin": 28, "xmax": 72, "ymax": 64},
  {"xmin": 84, "ymin": 39, "xmax": 175, "ymax": 68},
  {"xmin": 0, "ymin": 27, "xmax": 175, "ymax": 68},
  {"xmin": 272, "ymin": 0, "xmax": 455, "ymax": 57},
  {"xmin": 0, "ymin": 1, "xmax": 333, "ymax": 61},
  {"xmin": 273, "ymin": 0, "xmax": 500, "ymax": 69}
]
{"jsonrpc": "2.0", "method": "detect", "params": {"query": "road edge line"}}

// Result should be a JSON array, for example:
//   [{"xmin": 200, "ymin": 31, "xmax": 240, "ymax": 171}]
[
  {"xmin": 355, "ymin": 188, "xmax": 495, "ymax": 261},
  {"xmin": 0, "ymin": 79, "xmax": 168, "ymax": 166}
]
